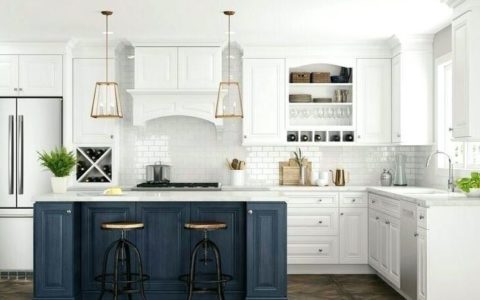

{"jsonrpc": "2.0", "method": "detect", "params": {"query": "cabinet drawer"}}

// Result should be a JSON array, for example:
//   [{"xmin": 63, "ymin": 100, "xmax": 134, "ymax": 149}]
[
  {"xmin": 285, "ymin": 192, "xmax": 338, "ymax": 207},
  {"xmin": 340, "ymin": 192, "xmax": 367, "ymax": 207},
  {"xmin": 369, "ymin": 193, "xmax": 400, "ymax": 218},
  {"xmin": 288, "ymin": 208, "xmax": 338, "ymax": 236},
  {"xmin": 288, "ymin": 237, "xmax": 339, "ymax": 264},
  {"xmin": 417, "ymin": 207, "xmax": 427, "ymax": 229}
]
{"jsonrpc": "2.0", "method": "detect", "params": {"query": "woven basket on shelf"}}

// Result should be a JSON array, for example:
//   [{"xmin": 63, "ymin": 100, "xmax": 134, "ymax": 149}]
[
  {"xmin": 311, "ymin": 72, "xmax": 331, "ymax": 83},
  {"xmin": 290, "ymin": 72, "xmax": 310, "ymax": 83}
]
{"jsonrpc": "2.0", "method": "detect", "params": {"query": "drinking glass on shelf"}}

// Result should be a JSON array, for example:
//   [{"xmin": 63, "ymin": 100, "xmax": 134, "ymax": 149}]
[
  {"xmin": 290, "ymin": 109, "xmax": 298, "ymax": 118},
  {"xmin": 346, "ymin": 107, "xmax": 352, "ymax": 117}
]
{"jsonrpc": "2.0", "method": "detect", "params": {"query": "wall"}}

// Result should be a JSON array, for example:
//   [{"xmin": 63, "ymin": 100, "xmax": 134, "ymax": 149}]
[
  {"xmin": 118, "ymin": 43, "xmax": 421, "ymax": 188},
  {"xmin": 433, "ymin": 25, "xmax": 452, "ymax": 59}
]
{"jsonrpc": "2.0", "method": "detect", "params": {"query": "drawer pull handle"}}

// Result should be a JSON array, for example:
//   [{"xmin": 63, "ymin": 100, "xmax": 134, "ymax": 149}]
[
  {"xmin": 66, "ymin": 210, "xmax": 72, "ymax": 214},
  {"xmin": 352, "ymin": 199, "xmax": 356, "ymax": 202},
  {"xmin": 340, "ymin": 213, "xmax": 344, "ymax": 216},
  {"xmin": 318, "ymin": 249, "xmax": 323, "ymax": 253},
  {"xmin": 414, "ymin": 233, "xmax": 419, "ymax": 237},
  {"xmin": 385, "ymin": 220, "xmax": 390, "ymax": 225},
  {"xmin": 318, "ymin": 220, "xmax": 323, "ymax": 224},
  {"xmin": 375, "ymin": 217, "xmax": 379, "ymax": 220},
  {"xmin": 318, "ymin": 199, "xmax": 323, "ymax": 202},
  {"xmin": 372, "ymin": 200, "xmax": 376, "ymax": 203},
  {"xmin": 419, "ymin": 215, "xmax": 424, "ymax": 220},
  {"xmin": 248, "ymin": 210, "xmax": 253, "ymax": 215}
]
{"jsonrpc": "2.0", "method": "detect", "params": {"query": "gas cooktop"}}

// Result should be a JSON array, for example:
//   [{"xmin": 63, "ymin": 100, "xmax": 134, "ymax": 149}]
[{"xmin": 133, "ymin": 182, "xmax": 222, "ymax": 191}]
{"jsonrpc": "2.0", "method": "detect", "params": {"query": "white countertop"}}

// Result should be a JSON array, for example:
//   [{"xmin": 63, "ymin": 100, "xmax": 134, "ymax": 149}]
[
  {"xmin": 223, "ymin": 185, "xmax": 368, "ymax": 192},
  {"xmin": 368, "ymin": 186, "xmax": 480, "ymax": 207},
  {"xmin": 35, "ymin": 191, "xmax": 288, "ymax": 202}
]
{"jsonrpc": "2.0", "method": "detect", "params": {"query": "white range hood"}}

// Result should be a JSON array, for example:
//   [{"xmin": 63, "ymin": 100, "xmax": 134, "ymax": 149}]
[
  {"xmin": 127, "ymin": 42, "xmax": 223, "ymax": 130},
  {"xmin": 127, "ymin": 89, "xmax": 222, "ymax": 128}
]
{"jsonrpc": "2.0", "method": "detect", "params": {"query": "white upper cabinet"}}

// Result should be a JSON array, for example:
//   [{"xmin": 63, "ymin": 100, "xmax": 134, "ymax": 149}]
[
  {"xmin": 356, "ymin": 58, "xmax": 392, "ymax": 144},
  {"xmin": 390, "ymin": 37, "xmax": 433, "ymax": 145},
  {"xmin": 73, "ymin": 58, "xmax": 118, "ymax": 144},
  {"xmin": 134, "ymin": 47, "xmax": 178, "ymax": 89},
  {"xmin": 243, "ymin": 58, "xmax": 285, "ymax": 145},
  {"xmin": 134, "ymin": 46, "xmax": 221, "ymax": 90},
  {"xmin": 18, "ymin": 55, "xmax": 62, "ymax": 96},
  {"xmin": 178, "ymin": 47, "xmax": 221, "ymax": 89},
  {"xmin": 0, "ymin": 55, "xmax": 62, "ymax": 97},
  {"xmin": 0, "ymin": 55, "xmax": 19, "ymax": 96},
  {"xmin": 339, "ymin": 208, "xmax": 368, "ymax": 264},
  {"xmin": 452, "ymin": 10, "xmax": 480, "ymax": 139}
]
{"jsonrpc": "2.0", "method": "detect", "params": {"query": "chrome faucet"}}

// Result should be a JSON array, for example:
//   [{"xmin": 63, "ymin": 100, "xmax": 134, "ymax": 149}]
[{"xmin": 425, "ymin": 151, "xmax": 455, "ymax": 192}]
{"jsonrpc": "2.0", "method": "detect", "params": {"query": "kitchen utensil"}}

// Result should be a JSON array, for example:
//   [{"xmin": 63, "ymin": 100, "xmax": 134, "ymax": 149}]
[
  {"xmin": 146, "ymin": 162, "xmax": 171, "ymax": 183},
  {"xmin": 330, "ymin": 169, "xmax": 349, "ymax": 186},
  {"xmin": 380, "ymin": 169, "xmax": 393, "ymax": 186},
  {"xmin": 231, "ymin": 158, "xmax": 239, "ymax": 170},
  {"xmin": 393, "ymin": 154, "xmax": 408, "ymax": 186}
]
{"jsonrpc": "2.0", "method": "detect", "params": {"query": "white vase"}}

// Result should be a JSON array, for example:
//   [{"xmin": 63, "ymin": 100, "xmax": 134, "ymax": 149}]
[
  {"xmin": 231, "ymin": 170, "xmax": 246, "ymax": 187},
  {"xmin": 51, "ymin": 176, "xmax": 68, "ymax": 194},
  {"xmin": 465, "ymin": 188, "xmax": 480, "ymax": 198}
]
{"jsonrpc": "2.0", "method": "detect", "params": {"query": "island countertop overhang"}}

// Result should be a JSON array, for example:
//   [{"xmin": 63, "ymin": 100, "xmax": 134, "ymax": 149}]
[{"xmin": 34, "ymin": 190, "xmax": 288, "ymax": 202}]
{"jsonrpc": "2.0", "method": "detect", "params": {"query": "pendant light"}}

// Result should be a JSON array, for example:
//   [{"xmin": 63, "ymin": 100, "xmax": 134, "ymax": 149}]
[
  {"xmin": 91, "ymin": 11, "xmax": 123, "ymax": 118},
  {"xmin": 215, "ymin": 11, "xmax": 243, "ymax": 118}
]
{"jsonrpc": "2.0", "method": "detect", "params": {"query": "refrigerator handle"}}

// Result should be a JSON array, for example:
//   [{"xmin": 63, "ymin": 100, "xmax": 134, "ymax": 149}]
[
  {"xmin": 17, "ymin": 115, "xmax": 24, "ymax": 195},
  {"xmin": 8, "ymin": 115, "xmax": 14, "ymax": 195}
]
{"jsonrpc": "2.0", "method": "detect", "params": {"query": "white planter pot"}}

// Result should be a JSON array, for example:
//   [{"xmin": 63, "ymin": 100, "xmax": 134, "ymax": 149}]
[
  {"xmin": 231, "ymin": 170, "xmax": 246, "ymax": 187},
  {"xmin": 51, "ymin": 176, "xmax": 68, "ymax": 194},
  {"xmin": 465, "ymin": 188, "xmax": 480, "ymax": 198}
]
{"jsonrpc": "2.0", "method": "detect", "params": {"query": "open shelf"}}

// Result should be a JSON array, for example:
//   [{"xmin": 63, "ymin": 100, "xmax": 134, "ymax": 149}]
[
  {"xmin": 290, "ymin": 83, "xmax": 353, "ymax": 87},
  {"xmin": 289, "ymin": 102, "xmax": 353, "ymax": 106}
]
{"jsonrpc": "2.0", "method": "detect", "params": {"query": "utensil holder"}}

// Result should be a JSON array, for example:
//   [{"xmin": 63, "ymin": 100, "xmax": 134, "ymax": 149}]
[{"xmin": 231, "ymin": 170, "xmax": 246, "ymax": 186}]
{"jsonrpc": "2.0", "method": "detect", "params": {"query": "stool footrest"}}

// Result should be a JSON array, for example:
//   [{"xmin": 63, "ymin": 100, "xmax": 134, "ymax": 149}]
[
  {"xmin": 95, "ymin": 273, "xmax": 150, "ymax": 285},
  {"xmin": 179, "ymin": 273, "xmax": 233, "ymax": 284}
]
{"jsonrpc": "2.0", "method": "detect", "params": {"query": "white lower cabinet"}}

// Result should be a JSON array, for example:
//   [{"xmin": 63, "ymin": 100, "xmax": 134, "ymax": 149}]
[
  {"xmin": 339, "ymin": 208, "xmax": 368, "ymax": 264},
  {"xmin": 417, "ymin": 227, "xmax": 427, "ymax": 300},
  {"xmin": 287, "ymin": 191, "xmax": 367, "ymax": 267},
  {"xmin": 368, "ymin": 196, "xmax": 401, "ymax": 288}
]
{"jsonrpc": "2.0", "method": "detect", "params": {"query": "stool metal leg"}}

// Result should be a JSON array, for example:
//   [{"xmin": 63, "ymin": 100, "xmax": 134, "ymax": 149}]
[
  {"xmin": 124, "ymin": 239, "xmax": 148, "ymax": 300},
  {"xmin": 123, "ymin": 241, "xmax": 133, "ymax": 300},
  {"xmin": 98, "ymin": 239, "xmax": 120, "ymax": 300},
  {"xmin": 113, "ymin": 241, "xmax": 123, "ymax": 300},
  {"xmin": 187, "ymin": 239, "xmax": 205, "ymax": 300},
  {"xmin": 209, "ymin": 241, "xmax": 225, "ymax": 300}
]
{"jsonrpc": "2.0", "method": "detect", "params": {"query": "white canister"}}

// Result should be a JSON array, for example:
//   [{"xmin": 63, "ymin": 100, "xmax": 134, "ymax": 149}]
[
  {"xmin": 231, "ymin": 170, "xmax": 246, "ymax": 186},
  {"xmin": 316, "ymin": 171, "xmax": 330, "ymax": 186}
]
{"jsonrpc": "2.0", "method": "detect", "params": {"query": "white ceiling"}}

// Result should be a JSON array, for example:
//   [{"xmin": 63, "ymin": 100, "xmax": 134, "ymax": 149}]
[{"xmin": 0, "ymin": 0, "xmax": 452, "ymax": 45}]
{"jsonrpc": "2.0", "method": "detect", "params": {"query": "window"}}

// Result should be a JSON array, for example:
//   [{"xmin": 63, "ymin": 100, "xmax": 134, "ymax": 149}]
[{"xmin": 436, "ymin": 54, "xmax": 480, "ymax": 170}]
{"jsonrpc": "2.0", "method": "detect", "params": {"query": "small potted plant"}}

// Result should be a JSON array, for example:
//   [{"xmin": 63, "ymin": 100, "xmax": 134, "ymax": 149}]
[
  {"xmin": 38, "ymin": 147, "xmax": 77, "ymax": 194},
  {"xmin": 293, "ymin": 148, "xmax": 306, "ymax": 185},
  {"xmin": 456, "ymin": 172, "xmax": 480, "ymax": 197}
]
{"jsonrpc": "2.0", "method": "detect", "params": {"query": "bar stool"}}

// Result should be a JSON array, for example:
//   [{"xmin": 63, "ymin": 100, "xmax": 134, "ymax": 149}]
[
  {"xmin": 180, "ymin": 221, "xmax": 232, "ymax": 300},
  {"xmin": 95, "ymin": 221, "xmax": 149, "ymax": 300}
]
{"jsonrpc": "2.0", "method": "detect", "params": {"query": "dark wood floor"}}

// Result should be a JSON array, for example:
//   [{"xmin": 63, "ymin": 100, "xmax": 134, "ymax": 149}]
[{"xmin": 0, "ymin": 275, "xmax": 404, "ymax": 300}]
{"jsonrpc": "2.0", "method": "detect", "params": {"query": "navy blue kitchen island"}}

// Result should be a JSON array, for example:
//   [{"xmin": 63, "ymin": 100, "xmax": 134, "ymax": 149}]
[{"xmin": 33, "ymin": 192, "xmax": 287, "ymax": 300}]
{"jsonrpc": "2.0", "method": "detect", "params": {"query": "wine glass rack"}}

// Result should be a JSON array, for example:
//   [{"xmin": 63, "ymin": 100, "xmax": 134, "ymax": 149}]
[{"xmin": 76, "ymin": 147, "xmax": 113, "ymax": 184}]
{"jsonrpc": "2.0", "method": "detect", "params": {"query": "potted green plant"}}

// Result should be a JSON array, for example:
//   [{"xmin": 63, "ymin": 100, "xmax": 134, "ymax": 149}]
[
  {"xmin": 38, "ymin": 147, "xmax": 77, "ymax": 194},
  {"xmin": 456, "ymin": 172, "xmax": 480, "ymax": 197}
]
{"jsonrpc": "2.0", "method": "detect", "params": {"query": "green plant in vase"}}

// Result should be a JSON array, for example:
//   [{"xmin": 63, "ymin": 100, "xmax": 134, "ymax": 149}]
[
  {"xmin": 293, "ymin": 148, "xmax": 307, "ymax": 185},
  {"xmin": 38, "ymin": 147, "xmax": 76, "ymax": 193}
]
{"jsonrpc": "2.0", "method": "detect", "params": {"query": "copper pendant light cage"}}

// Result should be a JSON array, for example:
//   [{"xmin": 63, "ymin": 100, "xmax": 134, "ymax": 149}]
[
  {"xmin": 215, "ymin": 11, "xmax": 243, "ymax": 119},
  {"xmin": 91, "ymin": 11, "xmax": 123, "ymax": 118}
]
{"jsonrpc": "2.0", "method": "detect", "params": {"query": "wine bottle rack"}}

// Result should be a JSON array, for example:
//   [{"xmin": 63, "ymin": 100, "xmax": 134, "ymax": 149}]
[{"xmin": 76, "ymin": 147, "xmax": 113, "ymax": 184}]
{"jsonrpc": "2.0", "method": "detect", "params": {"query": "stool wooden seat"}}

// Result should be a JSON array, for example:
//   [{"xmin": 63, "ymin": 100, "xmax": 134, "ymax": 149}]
[
  {"xmin": 184, "ymin": 221, "xmax": 227, "ymax": 231},
  {"xmin": 101, "ymin": 221, "xmax": 145, "ymax": 230}
]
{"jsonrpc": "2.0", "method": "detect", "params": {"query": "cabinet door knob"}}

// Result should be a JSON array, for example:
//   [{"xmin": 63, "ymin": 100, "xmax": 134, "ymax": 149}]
[
  {"xmin": 340, "ymin": 213, "xmax": 344, "ymax": 216},
  {"xmin": 248, "ymin": 210, "xmax": 253, "ymax": 215},
  {"xmin": 318, "ymin": 220, "xmax": 323, "ymax": 224},
  {"xmin": 448, "ymin": 128, "xmax": 453, "ymax": 132},
  {"xmin": 414, "ymin": 233, "xmax": 419, "ymax": 237},
  {"xmin": 13, "ymin": 88, "xmax": 18, "ymax": 91},
  {"xmin": 397, "ymin": 134, "xmax": 401, "ymax": 138},
  {"xmin": 375, "ymin": 217, "xmax": 379, "ymax": 220},
  {"xmin": 318, "ymin": 249, "xmax": 323, "ymax": 253},
  {"xmin": 385, "ymin": 220, "xmax": 390, "ymax": 225},
  {"xmin": 352, "ymin": 198, "xmax": 356, "ymax": 202},
  {"xmin": 419, "ymin": 215, "xmax": 424, "ymax": 220},
  {"xmin": 372, "ymin": 200, "xmax": 376, "ymax": 203},
  {"xmin": 357, "ymin": 135, "xmax": 361, "ymax": 139},
  {"xmin": 110, "ymin": 135, "xmax": 114, "ymax": 139},
  {"xmin": 66, "ymin": 209, "xmax": 72, "ymax": 214},
  {"xmin": 19, "ymin": 88, "xmax": 23, "ymax": 91},
  {"xmin": 318, "ymin": 199, "xmax": 323, "ymax": 202},
  {"xmin": 244, "ymin": 135, "xmax": 247, "ymax": 139}
]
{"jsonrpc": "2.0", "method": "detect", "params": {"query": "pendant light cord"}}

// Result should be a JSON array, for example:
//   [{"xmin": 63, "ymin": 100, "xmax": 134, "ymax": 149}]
[
  {"xmin": 228, "ymin": 14, "xmax": 231, "ymax": 84},
  {"xmin": 105, "ymin": 13, "xmax": 109, "ymax": 82}
]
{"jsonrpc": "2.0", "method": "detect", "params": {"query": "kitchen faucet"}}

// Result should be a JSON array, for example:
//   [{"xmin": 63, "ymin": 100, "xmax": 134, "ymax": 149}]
[{"xmin": 425, "ymin": 151, "xmax": 455, "ymax": 192}]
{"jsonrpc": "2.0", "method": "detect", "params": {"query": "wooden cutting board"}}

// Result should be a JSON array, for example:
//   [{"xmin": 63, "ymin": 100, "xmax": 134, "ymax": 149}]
[{"xmin": 279, "ymin": 159, "xmax": 312, "ymax": 186}]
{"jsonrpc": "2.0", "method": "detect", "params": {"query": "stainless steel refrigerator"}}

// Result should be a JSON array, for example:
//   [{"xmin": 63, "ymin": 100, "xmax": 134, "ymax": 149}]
[{"xmin": 0, "ymin": 97, "xmax": 62, "ymax": 271}]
